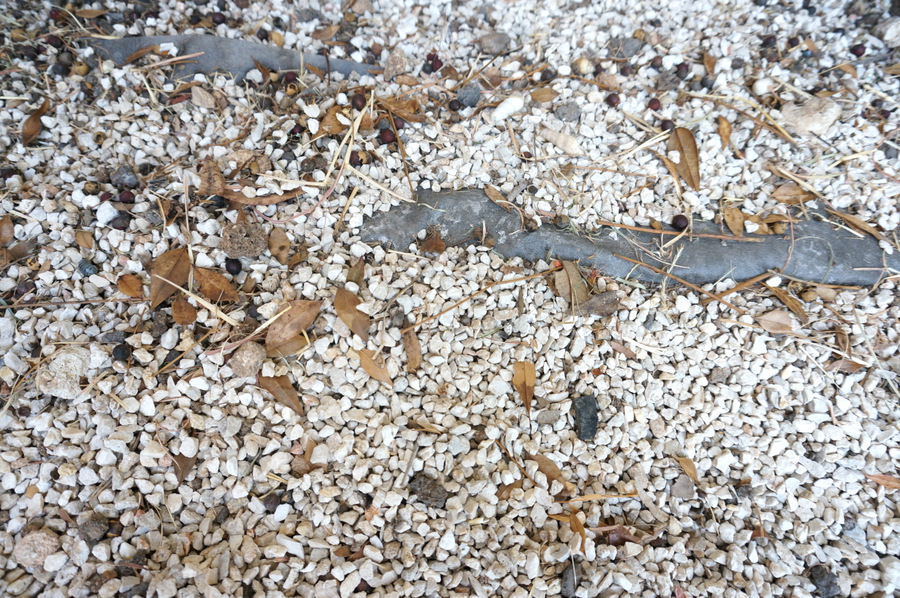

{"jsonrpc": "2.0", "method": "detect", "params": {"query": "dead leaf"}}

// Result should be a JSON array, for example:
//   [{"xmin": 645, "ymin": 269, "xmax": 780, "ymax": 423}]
[
  {"xmin": 117, "ymin": 274, "xmax": 144, "ymax": 298},
  {"xmin": 723, "ymin": 206, "xmax": 745, "ymax": 237},
  {"xmin": 609, "ymin": 339, "xmax": 635, "ymax": 359},
  {"xmin": 288, "ymin": 244, "xmax": 309, "ymax": 270},
  {"xmin": 657, "ymin": 152, "xmax": 683, "ymax": 199},
  {"xmin": 346, "ymin": 257, "xmax": 366, "ymax": 288},
  {"xmin": 674, "ymin": 586, "xmax": 688, "ymax": 598},
  {"xmin": 771, "ymin": 183, "xmax": 814, "ymax": 205},
  {"xmin": 171, "ymin": 295, "xmax": 198, "ymax": 326},
  {"xmin": 311, "ymin": 24, "xmax": 340, "ymax": 40},
  {"xmin": 191, "ymin": 86, "xmax": 217, "ymax": 109},
  {"xmin": 569, "ymin": 509, "xmax": 587, "ymax": 555},
  {"xmin": 318, "ymin": 105, "xmax": 348, "ymax": 137},
  {"xmin": 717, "ymin": 115, "xmax": 731, "ymax": 149},
  {"xmin": 150, "ymin": 247, "xmax": 191, "ymax": 309},
  {"xmin": 866, "ymin": 473, "xmax": 900, "ymax": 490},
  {"xmin": 703, "ymin": 51, "xmax": 717, "ymax": 76},
  {"xmin": 334, "ymin": 288, "xmax": 370, "ymax": 342},
  {"xmin": 826, "ymin": 359, "xmax": 866, "ymax": 373},
  {"xmin": 834, "ymin": 326, "xmax": 850, "ymax": 355},
  {"xmin": 258, "ymin": 374, "xmax": 303, "ymax": 416},
  {"xmin": 530, "ymin": 87, "xmax": 559, "ymax": 103},
  {"xmin": 756, "ymin": 309, "xmax": 795, "ymax": 334},
  {"xmin": 497, "ymin": 478, "xmax": 524, "ymax": 501},
  {"xmin": 194, "ymin": 267, "xmax": 239, "ymax": 302},
  {"xmin": 378, "ymin": 97, "xmax": 425, "ymax": 123},
  {"xmin": 268, "ymin": 227, "xmax": 291, "ymax": 264},
  {"xmin": 512, "ymin": 361, "xmax": 536, "ymax": 416},
  {"xmin": 574, "ymin": 291, "xmax": 620, "ymax": 317},
  {"xmin": 419, "ymin": 228, "xmax": 446, "ymax": 254},
  {"xmin": 827, "ymin": 209, "xmax": 887, "ymax": 242},
  {"xmin": 403, "ymin": 329, "xmax": 423, "ymax": 373},
  {"xmin": 359, "ymin": 349, "xmax": 392, "ymax": 385},
  {"xmin": 21, "ymin": 98, "xmax": 50, "ymax": 146},
  {"xmin": 172, "ymin": 452, "xmax": 197, "ymax": 485},
  {"xmin": 525, "ymin": 452, "xmax": 576, "ymax": 496},
  {"xmin": 75, "ymin": 8, "xmax": 108, "ymax": 18},
  {"xmin": 836, "ymin": 63, "xmax": 858, "ymax": 79},
  {"xmin": 555, "ymin": 261, "xmax": 589, "ymax": 307},
  {"xmin": 197, "ymin": 160, "xmax": 226, "ymax": 196},
  {"xmin": 762, "ymin": 284, "xmax": 808, "ymax": 325},
  {"xmin": 666, "ymin": 127, "xmax": 701, "ymax": 191},
  {"xmin": 265, "ymin": 300, "xmax": 321, "ymax": 351},
  {"xmin": 484, "ymin": 185, "xmax": 509, "ymax": 210},
  {"xmin": 607, "ymin": 525, "xmax": 641, "ymax": 547},
  {"xmin": 675, "ymin": 457, "xmax": 699, "ymax": 484},
  {"xmin": 75, "ymin": 230, "xmax": 94, "ymax": 250},
  {"xmin": 122, "ymin": 44, "xmax": 160, "ymax": 66},
  {"xmin": 0, "ymin": 215, "xmax": 14, "ymax": 245}
]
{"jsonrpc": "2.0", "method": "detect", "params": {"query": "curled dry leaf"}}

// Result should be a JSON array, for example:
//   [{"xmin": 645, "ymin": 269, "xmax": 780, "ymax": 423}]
[
  {"xmin": 771, "ymin": 183, "xmax": 814, "ymax": 205},
  {"xmin": 334, "ymin": 288, "xmax": 370, "ymax": 342},
  {"xmin": 258, "ymin": 374, "xmax": 303, "ymax": 416},
  {"xmin": 675, "ymin": 456, "xmax": 699, "ymax": 484},
  {"xmin": 75, "ymin": 230, "xmax": 94, "ymax": 250},
  {"xmin": 526, "ymin": 452, "xmax": 576, "ymax": 496},
  {"xmin": 346, "ymin": 257, "xmax": 366, "ymax": 288},
  {"xmin": 825, "ymin": 359, "xmax": 866, "ymax": 373},
  {"xmin": 827, "ymin": 209, "xmax": 887, "ymax": 243},
  {"xmin": 512, "ymin": 361, "xmax": 536, "ymax": 416},
  {"xmin": 723, "ymin": 206, "xmax": 745, "ymax": 237},
  {"xmin": 359, "ymin": 349, "xmax": 392, "ymax": 385},
  {"xmin": 311, "ymin": 24, "xmax": 340, "ymax": 40},
  {"xmin": 265, "ymin": 300, "xmax": 321, "ymax": 353},
  {"xmin": 555, "ymin": 261, "xmax": 589, "ymax": 307},
  {"xmin": 569, "ymin": 509, "xmax": 587, "ymax": 555},
  {"xmin": 703, "ymin": 51, "xmax": 717, "ymax": 76},
  {"xmin": 866, "ymin": 473, "xmax": 900, "ymax": 490},
  {"xmin": 497, "ymin": 478, "xmax": 524, "ymax": 501},
  {"xmin": 193, "ymin": 267, "xmax": 239, "ymax": 302},
  {"xmin": 609, "ymin": 339, "xmax": 635, "ymax": 359},
  {"xmin": 0, "ymin": 215, "xmax": 13, "ymax": 245},
  {"xmin": 172, "ymin": 452, "xmax": 197, "ymax": 485},
  {"xmin": 607, "ymin": 525, "xmax": 642, "ymax": 547},
  {"xmin": 268, "ymin": 227, "xmax": 291, "ymax": 264},
  {"xmin": 171, "ymin": 295, "xmax": 198, "ymax": 326},
  {"xmin": 717, "ymin": 115, "xmax": 732, "ymax": 149},
  {"xmin": 419, "ymin": 228, "xmax": 446, "ymax": 254},
  {"xmin": 833, "ymin": 326, "xmax": 850, "ymax": 355},
  {"xmin": 149, "ymin": 247, "xmax": 191, "ymax": 309},
  {"xmin": 21, "ymin": 99, "xmax": 50, "ymax": 146},
  {"xmin": 117, "ymin": 274, "xmax": 144, "ymax": 298},
  {"xmin": 666, "ymin": 127, "xmax": 701, "ymax": 191},
  {"xmin": 403, "ymin": 329, "xmax": 423, "ymax": 372},
  {"xmin": 198, "ymin": 160, "xmax": 226, "ymax": 196},
  {"xmin": 756, "ymin": 309, "xmax": 795, "ymax": 334},
  {"xmin": 763, "ymin": 284, "xmax": 808, "ymax": 325}
]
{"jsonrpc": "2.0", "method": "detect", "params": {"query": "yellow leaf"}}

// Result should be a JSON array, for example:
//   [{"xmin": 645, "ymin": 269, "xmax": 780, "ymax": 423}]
[
  {"xmin": 717, "ymin": 115, "xmax": 731, "ymax": 150},
  {"xmin": 866, "ymin": 474, "xmax": 900, "ymax": 490}
]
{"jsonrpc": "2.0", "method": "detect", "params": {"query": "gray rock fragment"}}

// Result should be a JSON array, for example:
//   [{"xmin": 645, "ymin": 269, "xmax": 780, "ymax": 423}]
[
  {"xmin": 560, "ymin": 561, "xmax": 579, "ymax": 598},
  {"xmin": 572, "ymin": 395, "xmax": 598, "ymax": 441},
  {"xmin": 457, "ymin": 83, "xmax": 482, "ymax": 108},
  {"xmin": 807, "ymin": 564, "xmax": 840, "ymax": 598},
  {"xmin": 110, "ymin": 165, "xmax": 140, "ymax": 189},
  {"xmin": 408, "ymin": 473, "xmax": 449, "ymax": 508},
  {"xmin": 476, "ymin": 32, "xmax": 511, "ymax": 55},
  {"xmin": 383, "ymin": 48, "xmax": 408, "ymax": 80},
  {"xmin": 875, "ymin": 17, "xmax": 900, "ymax": 47},
  {"xmin": 13, "ymin": 530, "xmax": 60, "ymax": 568},
  {"xmin": 554, "ymin": 100, "xmax": 581, "ymax": 122}
]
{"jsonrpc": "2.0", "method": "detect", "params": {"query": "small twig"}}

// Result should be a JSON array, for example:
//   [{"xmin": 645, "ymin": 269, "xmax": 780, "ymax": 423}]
[{"xmin": 594, "ymin": 219, "xmax": 763, "ymax": 242}]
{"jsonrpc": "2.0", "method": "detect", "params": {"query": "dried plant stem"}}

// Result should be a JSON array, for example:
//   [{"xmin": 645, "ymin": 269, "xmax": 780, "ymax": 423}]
[{"xmin": 594, "ymin": 219, "xmax": 762, "ymax": 242}]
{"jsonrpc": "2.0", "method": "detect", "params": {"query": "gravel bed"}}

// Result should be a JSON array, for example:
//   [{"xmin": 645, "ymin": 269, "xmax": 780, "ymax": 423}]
[{"xmin": 1, "ymin": 0, "xmax": 900, "ymax": 597}]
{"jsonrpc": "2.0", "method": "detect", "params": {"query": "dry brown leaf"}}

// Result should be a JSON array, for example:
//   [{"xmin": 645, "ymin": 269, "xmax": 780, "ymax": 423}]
[
  {"xmin": 75, "ymin": 230, "xmax": 94, "ymax": 250},
  {"xmin": 318, "ymin": 105, "xmax": 348, "ymax": 137},
  {"xmin": 359, "ymin": 349, "xmax": 392, "ymax": 385},
  {"xmin": 394, "ymin": 74, "xmax": 419, "ymax": 86},
  {"xmin": 530, "ymin": 87, "xmax": 559, "ymax": 103},
  {"xmin": 311, "ymin": 24, "xmax": 340, "ymax": 40},
  {"xmin": 403, "ymin": 329, "xmax": 423, "ymax": 372},
  {"xmin": 497, "ymin": 478, "xmax": 524, "ymax": 500},
  {"xmin": 122, "ymin": 44, "xmax": 160, "ymax": 66},
  {"xmin": 75, "ymin": 8, "xmax": 108, "ymax": 17},
  {"xmin": 569, "ymin": 509, "xmax": 587, "ymax": 555},
  {"xmin": 191, "ymin": 86, "xmax": 217, "ymax": 109},
  {"xmin": 756, "ymin": 309, "xmax": 795, "ymax": 334},
  {"xmin": 834, "ymin": 326, "xmax": 850, "ymax": 355},
  {"xmin": 866, "ymin": 473, "xmax": 900, "ymax": 490},
  {"xmin": 346, "ymin": 257, "xmax": 366, "ymax": 288},
  {"xmin": 771, "ymin": 183, "xmax": 814, "ymax": 205},
  {"xmin": 826, "ymin": 359, "xmax": 866, "ymax": 373},
  {"xmin": 675, "ymin": 457, "xmax": 699, "ymax": 484},
  {"xmin": 194, "ymin": 267, "xmax": 239, "ymax": 302},
  {"xmin": 420, "ymin": 228, "xmax": 446, "ymax": 254},
  {"xmin": 171, "ymin": 295, "xmax": 198, "ymax": 326},
  {"xmin": 526, "ymin": 452, "xmax": 576, "ymax": 496},
  {"xmin": 172, "ymin": 452, "xmax": 197, "ymax": 485},
  {"xmin": 265, "ymin": 300, "xmax": 321, "ymax": 350},
  {"xmin": 816, "ymin": 285, "xmax": 839, "ymax": 302},
  {"xmin": 836, "ymin": 63, "xmax": 858, "ymax": 78},
  {"xmin": 0, "ymin": 215, "xmax": 14, "ymax": 245},
  {"xmin": 666, "ymin": 127, "xmax": 701, "ymax": 191},
  {"xmin": 703, "ymin": 51, "xmax": 717, "ymax": 76},
  {"xmin": 609, "ymin": 339, "xmax": 635, "ymax": 359},
  {"xmin": 258, "ymin": 374, "xmax": 303, "ymax": 416},
  {"xmin": 150, "ymin": 247, "xmax": 191, "ymax": 309},
  {"xmin": 574, "ymin": 291, "xmax": 620, "ymax": 317},
  {"xmin": 723, "ymin": 206, "xmax": 745, "ymax": 237},
  {"xmin": 607, "ymin": 525, "xmax": 642, "ymax": 547},
  {"xmin": 378, "ymin": 97, "xmax": 425, "ymax": 123},
  {"xmin": 827, "ymin": 209, "xmax": 886, "ymax": 242},
  {"xmin": 117, "ymin": 274, "xmax": 144, "ymax": 298},
  {"xmin": 267, "ymin": 336, "xmax": 312, "ymax": 359},
  {"xmin": 21, "ymin": 98, "xmax": 50, "ymax": 146},
  {"xmin": 334, "ymin": 288, "xmax": 370, "ymax": 342},
  {"xmin": 198, "ymin": 160, "xmax": 226, "ymax": 196},
  {"xmin": 288, "ymin": 244, "xmax": 309, "ymax": 270},
  {"xmin": 763, "ymin": 284, "xmax": 808, "ymax": 325},
  {"xmin": 268, "ymin": 227, "xmax": 291, "ymax": 264},
  {"xmin": 512, "ymin": 361, "xmax": 536, "ymax": 416},
  {"xmin": 657, "ymin": 152, "xmax": 684, "ymax": 199},
  {"xmin": 717, "ymin": 115, "xmax": 732, "ymax": 150},
  {"xmin": 555, "ymin": 261, "xmax": 589, "ymax": 307}
]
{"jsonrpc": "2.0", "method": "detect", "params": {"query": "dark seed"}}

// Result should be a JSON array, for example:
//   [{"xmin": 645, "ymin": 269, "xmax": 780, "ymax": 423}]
[
  {"xmin": 125, "ymin": 10, "xmax": 142, "ymax": 23},
  {"xmin": 761, "ymin": 35, "xmax": 776, "ymax": 48},
  {"xmin": 49, "ymin": 63, "xmax": 67, "ymax": 77},
  {"xmin": 379, "ymin": 128, "xmax": 396, "ymax": 144},
  {"xmin": 77, "ymin": 259, "xmax": 99, "ymax": 276},
  {"xmin": 99, "ymin": 192, "xmax": 113, "ymax": 201},
  {"xmin": 118, "ymin": 190, "xmax": 135, "ymax": 203},
  {"xmin": 282, "ymin": 71, "xmax": 297, "ymax": 83},
  {"xmin": 522, "ymin": 151, "xmax": 532, "ymax": 159},
  {"xmin": 300, "ymin": 157, "xmax": 316, "ymax": 172},
  {"xmin": 448, "ymin": 99, "xmax": 462, "ymax": 111},
  {"xmin": 675, "ymin": 62, "xmax": 690, "ymax": 79},
  {"xmin": 572, "ymin": 395, "xmax": 598, "ymax": 441},
  {"xmin": 225, "ymin": 258, "xmax": 242, "ymax": 275},
  {"xmin": 0, "ymin": 166, "xmax": 18, "ymax": 180},
  {"xmin": 650, "ymin": 56, "xmax": 663, "ymax": 69},
  {"xmin": 14, "ymin": 281, "xmax": 36, "ymax": 298},
  {"xmin": 263, "ymin": 493, "xmax": 280, "ymax": 513},
  {"xmin": 350, "ymin": 93, "xmax": 366, "ymax": 110},
  {"xmin": 349, "ymin": 150, "xmax": 361, "ymax": 167},
  {"xmin": 787, "ymin": 36, "xmax": 800, "ymax": 49},
  {"xmin": 393, "ymin": 117, "xmax": 405, "ymax": 129},
  {"xmin": 660, "ymin": 119, "xmax": 676, "ymax": 131},
  {"xmin": 647, "ymin": 97, "xmax": 662, "ymax": 111},
  {"xmin": 421, "ymin": 62, "xmax": 433, "ymax": 74},
  {"xmin": 605, "ymin": 93, "xmax": 620, "ymax": 107},
  {"xmin": 431, "ymin": 58, "xmax": 443, "ymax": 71},
  {"xmin": 619, "ymin": 63, "xmax": 634, "ymax": 76},
  {"xmin": 731, "ymin": 57, "xmax": 745, "ymax": 69},
  {"xmin": 112, "ymin": 343, "xmax": 132, "ymax": 362},
  {"xmin": 49, "ymin": 8, "xmax": 63, "ymax": 20},
  {"xmin": 881, "ymin": 109, "xmax": 892, "ymax": 119},
  {"xmin": 290, "ymin": 123, "xmax": 303, "ymax": 135},
  {"xmin": 188, "ymin": 13, "xmax": 201, "ymax": 25},
  {"xmin": 672, "ymin": 214, "xmax": 689, "ymax": 230},
  {"xmin": 210, "ymin": 12, "xmax": 226, "ymax": 24},
  {"xmin": 849, "ymin": 43, "xmax": 866, "ymax": 58},
  {"xmin": 247, "ymin": 304, "xmax": 260, "ymax": 320},
  {"xmin": 109, "ymin": 213, "xmax": 131, "ymax": 230},
  {"xmin": 426, "ymin": 51, "xmax": 437, "ymax": 62},
  {"xmin": 540, "ymin": 67, "xmax": 556, "ymax": 82},
  {"xmin": 45, "ymin": 35, "xmax": 63, "ymax": 49},
  {"xmin": 256, "ymin": 28, "xmax": 269, "ymax": 41}
]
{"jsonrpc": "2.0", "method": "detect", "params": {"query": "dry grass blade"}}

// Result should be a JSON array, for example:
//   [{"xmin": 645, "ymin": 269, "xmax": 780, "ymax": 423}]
[
  {"xmin": 359, "ymin": 349, "xmax": 392, "ymax": 385},
  {"xmin": 666, "ymin": 127, "xmax": 701, "ymax": 191},
  {"xmin": 265, "ymin": 300, "xmax": 321, "ymax": 350},
  {"xmin": 512, "ymin": 361, "xmax": 536, "ymax": 416},
  {"xmin": 525, "ymin": 452, "xmax": 576, "ymax": 496},
  {"xmin": 193, "ymin": 267, "xmax": 239, "ymax": 303},
  {"xmin": 258, "ymin": 374, "xmax": 303, "ymax": 416},
  {"xmin": 334, "ymin": 288, "xmax": 370, "ymax": 342},
  {"xmin": 827, "ymin": 209, "xmax": 887, "ymax": 243},
  {"xmin": 675, "ymin": 457, "xmax": 699, "ymax": 484},
  {"xmin": 403, "ymin": 329, "xmax": 423, "ymax": 372},
  {"xmin": 866, "ymin": 474, "xmax": 900, "ymax": 490},
  {"xmin": 21, "ymin": 98, "xmax": 50, "ymax": 146},
  {"xmin": 149, "ymin": 247, "xmax": 191, "ymax": 309},
  {"xmin": 556, "ymin": 492, "xmax": 639, "ymax": 503}
]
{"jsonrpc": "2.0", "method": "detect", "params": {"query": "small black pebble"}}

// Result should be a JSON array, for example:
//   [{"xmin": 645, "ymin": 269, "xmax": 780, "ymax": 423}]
[
  {"xmin": 672, "ymin": 214, "xmax": 689, "ymax": 230},
  {"xmin": 300, "ymin": 157, "xmax": 316, "ymax": 172},
  {"xmin": 540, "ymin": 67, "xmax": 556, "ymax": 81},
  {"xmin": 263, "ymin": 493, "xmax": 280, "ymax": 513},
  {"xmin": 761, "ymin": 35, "xmax": 777, "ymax": 48},
  {"xmin": 108, "ymin": 214, "xmax": 131, "ymax": 230},
  {"xmin": 619, "ymin": 63, "xmax": 634, "ymax": 76},
  {"xmin": 650, "ymin": 56, "xmax": 663, "ymax": 69},
  {"xmin": 350, "ymin": 93, "xmax": 366, "ymax": 110},
  {"xmin": 660, "ymin": 119, "xmax": 676, "ymax": 131},
  {"xmin": 112, "ymin": 343, "xmax": 132, "ymax": 362},
  {"xmin": 675, "ymin": 62, "xmax": 689, "ymax": 79},
  {"xmin": 247, "ymin": 304, "xmax": 260, "ymax": 320},
  {"xmin": 572, "ymin": 395, "xmax": 598, "ymax": 441},
  {"xmin": 753, "ymin": 0, "xmax": 766, "ymax": 5},
  {"xmin": 188, "ymin": 13, "xmax": 201, "ymax": 25},
  {"xmin": 256, "ymin": 28, "xmax": 269, "ymax": 41},
  {"xmin": 560, "ymin": 561, "xmax": 580, "ymax": 598},
  {"xmin": 225, "ymin": 258, "xmax": 242, "ymax": 275},
  {"xmin": 421, "ymin": 62, "xmax": 433, "ymax": 74},
  {"xmin": 49, "ymin": 63, "xmax": 68, "ymax": 77},
  {"xmin": 448, "ymin": 98, "xmax": 461, "ymax": 111},
  {"xmin": 849, "ymin": 43, "xmax": 866, "ymax": 58},
  {"xmin": 379, "ymin": 128, "xmax": 396, "ymax": 144},
  {"xmin": 210, "ymin": 12, "xmax": 226, "ymax": 24},
  {"xmin": 647, "ymin": 97, "xmax": 662, "ymax": 111},
  {"xmin": 605, "ymin": 93, "xmax": 621, "ymax": 107}
]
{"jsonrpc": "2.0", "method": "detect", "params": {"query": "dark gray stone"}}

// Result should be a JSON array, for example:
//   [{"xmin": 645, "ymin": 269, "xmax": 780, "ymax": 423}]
[
  {"xmin": 476, "ymin": 32, "xmax": 511, "ymax": 55},
  {"xmin": 560, "ymin": 562, "xmax": 579, "ymax": 598},
  {"xmin": 457, "ymin": 83, "xmax": 482, "ymax": 108},
  {"xmin": 110, "ymin": 166, "xmax": 140, "ymax": 189},
  {"xmin": 808, "ymin": 565, "xmax": 841, "ymax": 598},
  {"xmin": 554, "ymin": 100, "xmax": 581, "ymax": 122},
  {"xmin": 408, "ymin": 473, "xmax": 449, "ymax": 508},
  {"xmin": 609, "ymin": 36, "xmax": 645, "ymax": 58},
  {"xmin": 572, "ymin": 395, "xmax": 598, "ymax": 441}
]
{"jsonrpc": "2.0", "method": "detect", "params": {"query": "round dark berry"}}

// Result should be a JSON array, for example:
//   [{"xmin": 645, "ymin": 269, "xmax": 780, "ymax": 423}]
[
  {"xmin": 426, "ymin": 51, "xmax": 437, "ymax": 62},
  {"xmin": 660, "ymin": 119, "xmax": 676, "ymax": 131},
  {"xmin": 257, "ymin": 28, "xmax": 269, "ymax": 41},
  {"xmin": 45, "ymin": 35, "xmax": 63, "ymax": 49},
  {"xmin": 210, "ymin": 12, "xmax": 226, "ymax": 25},
  {"xmin": 48, "ymin": 8, "xmax": 63, "ymax": 20},
  {"xmin": 761, "ymin": 35, "xmax": 776, "ymax": 48},
  {"xmin": 350, "ymin": 93, "xmax": 366, "ymax": 110},
  {"xmin": 849, "ymin": 44, "xmax": 866, "ymax": 58},
  {"xmin": 188, "ymin": 13, "xmax": 201, "ymax": 25},
  {"xmin": 650, "ymin": 56, "xmax": 663, "ymax": 69},
  {"xmin": 448, "ymin": 99, "xmax": 462, "ymax": 111},
  {"xmin": 300, "ymin": 157, "xmax": 316, "ymax": 172},
  {"xmin": 672, "ymin": 214, "xmax": 689, "ymax": 231},
  {"xmin": 282, "ymin": 71, "xmax": 297, "ymax": 84},
  {"xmin": 881, "ymin": 109, "xmax": 892, "ymax": 119},
  {"xmin": 349, "ymin": 150, "xmax": 362, "ymax": 167},
  {"xmin": 290, "ymin": 123, "xmax": 303, "ymax": 135},
  {"xmin": 379, "ymin": 128, "xmax": 396, "ymax": 144},
  {"xmin": 647, "ymin": 97, "xmax": 662, "ymax": 111},
  {"xmin": 675, "ymin": 63, "xmax": 690, "ymax": 79},
  {"xmin": 619, "ymin": 63, "xmax": 634, "ymax": 76},
  {"xmin": 118, "ymin": 190, "xmax": 135, "ymax": 203},
  {"xmin": 787, "ymin": 36, "xmax": 800, "ymax": 49},
  {"xmin": 605, "ymin": 93, "xmax": 620, "ymax": 108},
  {"xmin": 112, "ymin": 343, "xmax": 132, "ymax": 362},
  {"xmin": 99, "ymin": 191, "xmax": 113, "ymax": 201},
  {"xmin": 422, "ymin": 62, "xmax": 433, "ymax": 74},
  {"xmin": 522, "ymin": 151, "xmax": 533, "ymax": 159},
  {"xmin": 431, "ymin": 58, "xmax": 444, "ymax": 71},
  {"xmin": 540, "ymin": 68, "xmax": 556, "ymax": 82},
  {"xmin": 0, "ymin": 166, "xmax": 18, "ymax": 180},
  {"xmin": 225, "ymin": 258, "xmax": 242, "ymax": 275},
  {"xmin": 393, "ymin": 117, "xmax": 405, "ymax": 129}
]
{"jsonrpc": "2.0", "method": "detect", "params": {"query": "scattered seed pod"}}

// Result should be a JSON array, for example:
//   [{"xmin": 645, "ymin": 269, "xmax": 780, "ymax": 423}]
[
  {"xmin": 99, "ymin": 191, "xmax": 113, "ymax": 202},
  {"xmin": 393, "ymin": 117, "xmax": 406, "ymax": 129},
  {"xmin": 540, "ymin": 67, "xmax": 556, "ymax": 82},
  {"xmin": 660, "ymin": 119, "xmax": 676, "ymax": 131},
  {"xmin": 849, "ymin": 43, "xmax": 866, "ymax": 58},
  {"xmin": 210, "ymin": 12, "xmax": 226, "ymax": 24},
  {"xmin": 761, "ymin": 35, "xmax": 777, "ymax": 48},
  {"xmin": 605, "ymin": 93, "xmax": 621, "ymax": 107},
  {"xmin": 572, "ymin": 56, "xmax": 593, "ymax": 76},
  {"xmin": 300, "ymin": 157, "xmax": 316, "ymax": 172},
  {"xmin": 45, "ymin": 34, "xmax": 63, "ymax": 49},
  {"xmin": 675, "ymin": 62, "xmax": 689, "ymax": 79},
  {"xmin": 650, "ymin": 56, "xmax": 663, "ymax": 69},
  {"xmin": 77, "ymin": 260, "xmax": 99, "ymax": 276},
  {"xmin": 118, "ymin": 190, "xmax": 135, "ymax": 203},
  {"xmin": 448, "ymin": 99, "xmax": 462, "ymax": 111},
  {"xmin": 14, "ymin": 281, "xmax": 35, "ymax": 298},
  {"xmin": 349, "ymin": 150, "xmax": 362, "ymax": 167},
  {"xmin": 225, "ymin": 258, "xmax": 242, "ymax": 275},
  {"xmin": 672, "ymin": 214, "xmax": 689, "ymax": 231},
  {"xmin": 619, "ymin": 63, "xmax": 634, "ymax": 76},
  {"xmin": 379, "ymin": 128, "xmax": 396, "ymax": 144},
  {"xmin": 431, "ymin": 58, "xmax": 444, "ymax": 71},
  {"xmin": 426, "ymin": 51, "xmax": 438, "ymax": 62},
  {"xmin": 284, "ymin": 82, "xmax": 300, "ymax": 96},
  {"xmin": 108, "ymin": 213, "xmax": 131, "ymax": 230},
  {"xmin": 350, "ymin": 93, "xmax": 366, "ymax": 110},
  {"xmin": 256, "ymin": 28, "xmax": 269, "ymax": 41},
  {"xmin": 647, "ymin": 97, "xmax": 662, "ymax": 111},
  {"xmin": 83, "ymin": 181, "xmax": 102, "ymax": 195}
]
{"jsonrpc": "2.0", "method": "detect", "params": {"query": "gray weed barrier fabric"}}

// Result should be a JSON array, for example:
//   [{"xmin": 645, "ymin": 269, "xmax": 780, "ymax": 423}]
[
  {"xmin": 88, "ymin": 35, "xmax": 379, "ymax": 81},
  {"xmin": 362, "ymin": 189, "xmax": 900, "ymax": 287}
]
